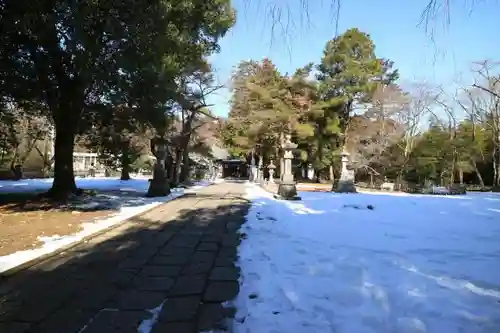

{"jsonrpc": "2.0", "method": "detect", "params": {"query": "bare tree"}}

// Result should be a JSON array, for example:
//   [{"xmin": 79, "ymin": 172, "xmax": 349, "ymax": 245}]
[
  {"xmin": 470, "ymin": 60, "xmax": 500, "ymax": 185},
  {"xmin": 172, "ymin": 63, "xmax": 222, "ymax": 184},
  {"xmin": 454, "ymin": 86, "xmax": 488, "ymax": 185},
  {"xmin": 347, "ymin": 84, "xmax": 407, "ymax": 181},
  {"xmin": 0, "ymin": 106, "xmax": 51, "ymax": 177},
  {"xmin": 249, "ymin": 0, "xmax": 493, "ymax": 46},
  {"xmin": 396, "ymin": 82, "xmax": 440, "ymax": 182}
]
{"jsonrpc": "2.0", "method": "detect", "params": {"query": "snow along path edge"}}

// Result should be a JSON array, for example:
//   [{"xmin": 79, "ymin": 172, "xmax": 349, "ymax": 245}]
[{"xmin": 0, "ymin": 181, "xmax": 218, "ymax": 278}]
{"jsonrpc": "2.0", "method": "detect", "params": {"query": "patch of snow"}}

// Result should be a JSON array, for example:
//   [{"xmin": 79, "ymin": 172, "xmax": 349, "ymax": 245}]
[
  {"xmin": 0, "ymin": 177, "xmax": 218, "ymax": 273},
  {"xmin": 0, "ymin": 177, "xmax": 200, "ymax": 194},
  {"xmin": 282, "ymin": 201, "xmax": 325, "ymax": 215},
  {"xmin": 72, "ymin": 201, "xmax": 103, "ymax": 210},
  {"xmin": 138, "ymin": 301, "xmax": 165, "ymax": 333},
  {"xmin": 77, "ymin": 308, "xmax": 118, "ymax": 333},
  {"xmin": 234, "ymin": 184, "xmax": 500, "ymax": 333}
]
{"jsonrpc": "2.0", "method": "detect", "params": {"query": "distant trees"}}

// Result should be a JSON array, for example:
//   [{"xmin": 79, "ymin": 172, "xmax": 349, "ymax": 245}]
[
  {"xmin": 0, "ymin": 106, "xmax": 52, "ymax": 178},
  {"xmin": 222, "ymin": 26, "xmax": 500, "ymax": 188},
  {"xmin": 222, "ymin": 28, "xmax": 396, "ymax": 182}
]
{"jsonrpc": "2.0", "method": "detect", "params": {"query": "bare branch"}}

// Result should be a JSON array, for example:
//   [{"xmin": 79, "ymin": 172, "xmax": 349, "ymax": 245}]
[{"xmin": 472, "ymin": 83, "xmax": 500, "ymax": 99}]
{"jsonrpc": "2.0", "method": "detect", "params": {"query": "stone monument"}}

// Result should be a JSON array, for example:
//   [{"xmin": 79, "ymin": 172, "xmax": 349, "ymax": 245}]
[
  {"xmin": 249, "ymin": 153, "xmax": 257, "ymax": 182},
  {"xmin": 275, "ymin": 135, "xmax": 301, "ymax": 200},
  {"xmin": 146, "ymin": 139, "xmax": 171, "ymax": 197},
  {"xmin": 268, "ymin": 160, "xmax": 276, "ymax": 184},
  {"xmin": 334, "ymin": 149, "xmax": 357, "ymax": 193},
  {"xmin": 257, "ymin": 158, "xmax": 264, "ymax": 182}
]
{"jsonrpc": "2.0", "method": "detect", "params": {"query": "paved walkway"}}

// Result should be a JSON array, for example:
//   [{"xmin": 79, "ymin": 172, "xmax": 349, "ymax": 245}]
[{"xmin": 0, "ymin": 182, "xmax": 250, "ymax": 333}]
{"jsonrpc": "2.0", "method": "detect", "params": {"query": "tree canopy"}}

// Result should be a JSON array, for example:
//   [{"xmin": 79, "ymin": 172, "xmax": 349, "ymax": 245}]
[{"xmin": 0, "ymin": 0, "xmax": 235, "ymax": 197}]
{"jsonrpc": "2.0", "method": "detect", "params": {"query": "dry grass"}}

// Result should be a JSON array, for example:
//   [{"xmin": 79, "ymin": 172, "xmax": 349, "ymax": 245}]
[{"xmin": 0, "ymin": 193, "xmax": 116, "ymax": 256}]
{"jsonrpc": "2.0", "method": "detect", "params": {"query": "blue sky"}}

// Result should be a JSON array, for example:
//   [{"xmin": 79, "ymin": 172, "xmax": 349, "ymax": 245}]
[{"xmin": 207, "ymin": 0, "xmax": 499, "ymax": 117}]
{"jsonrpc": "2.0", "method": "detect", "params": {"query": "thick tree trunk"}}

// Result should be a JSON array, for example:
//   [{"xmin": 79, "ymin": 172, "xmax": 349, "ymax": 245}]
[
  {"xmin": 173, "ymin": 148, "xmax": 183, "ymax": 185},
  {"xmin": 458, "ymin": 168, "xmax": 464, "ymax": 185},
  {"xmin": 179, "ymin": 133, "xmax": 192, "ymax": 183},
  {"xmin": 168, "ymin": 157, "xmax": 176, "ymax": 183},
  {"xmin": 120, "ymin": 149, "xmax": 131, "ymax": 181},
  {"xmin": 165, "ymin": 149, "xmax": 174, "ymax": 181},
  {"xmin": 180, "ymin": 148, "xmax": 190, "ymax": 183},
  {"xmin": 314, "ymin": 169, "xmax": 321, "ymax": 183},
  {"xmin": 49, "ymin": 124, "xmax": 77, "ymax": 198}
]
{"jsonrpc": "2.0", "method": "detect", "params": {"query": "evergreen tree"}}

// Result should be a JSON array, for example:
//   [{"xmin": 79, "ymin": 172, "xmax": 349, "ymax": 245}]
[
  {"xmin": 0, "ymin": 0, "xmax": 235, "ymax": 198},
  {"xmin": 317, "ymin": 28, "xmax": 384, "ymax": 136}
]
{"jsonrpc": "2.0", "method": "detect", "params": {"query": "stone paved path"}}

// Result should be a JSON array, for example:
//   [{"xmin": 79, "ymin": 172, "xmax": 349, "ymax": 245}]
[{"xmin": 0, "ymin": 182, "xmax": 250, "ymax": 333}]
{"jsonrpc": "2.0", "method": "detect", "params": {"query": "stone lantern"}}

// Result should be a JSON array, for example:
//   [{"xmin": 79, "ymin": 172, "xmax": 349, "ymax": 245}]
[
  {"xmin": 258, "ymin": 157, "xmax": 264, "ymax": 182},
  {"xmin": 268, "ymin": 160, "xmax": 276, "ymax": 184},
  {"xmin": 276, "ymin": 135, "xmax": 301, "ymax": 200},
  {"xmin": 334, "ymin": 149, "xmax": 357, "ymax": 193},
  {"xmin": 146, "ymin": 138, "xmax": 170, "ymax": 197},
  {"xmin": 249, "ymin": 152, "xmax": 257, "ymax": 182}
]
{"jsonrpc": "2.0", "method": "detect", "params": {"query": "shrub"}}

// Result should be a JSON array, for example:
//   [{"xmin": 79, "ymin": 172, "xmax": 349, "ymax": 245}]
[
  {"xmin": 403, "ymin": 183, "xmax": 466, "ymax": 195},
  {"xmin": 449, "ymin": 184, "xmax": 466, "ymax": 195}
]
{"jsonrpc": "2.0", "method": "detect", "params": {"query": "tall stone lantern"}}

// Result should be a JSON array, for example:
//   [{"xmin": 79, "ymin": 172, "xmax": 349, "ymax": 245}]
[
  {"xmin": 249, "ymin": 152, "xmax": 257, "ymax": 183},
  {"xmin": 268, "ymin": 160, "xmax": 276, "ymax": 184},
  {"xmin": 146, "ymin": 138, "xmax": 171, "ymax": 197},
  {"xmin": 257, "ymin": 158, "xmax": 264, "ymax": 182},
  {"xmin": 334, "ymin": 149, "xmax": 357, "ymax": 193},
  {"xmin": 276, "ymin": 135, "xmax": 301, "ymax": 200}
]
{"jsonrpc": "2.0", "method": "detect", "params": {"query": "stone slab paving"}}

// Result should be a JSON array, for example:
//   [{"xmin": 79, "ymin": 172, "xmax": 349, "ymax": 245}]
[{"xmin": 0, "ymin": 181, "xmax": 250, "ymax": 333}]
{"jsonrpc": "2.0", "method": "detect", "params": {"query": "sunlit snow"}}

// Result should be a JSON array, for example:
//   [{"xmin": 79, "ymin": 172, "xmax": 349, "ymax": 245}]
[{"xmin": 235, "ymin": 184, "xmax": 500, "ymax": 333}]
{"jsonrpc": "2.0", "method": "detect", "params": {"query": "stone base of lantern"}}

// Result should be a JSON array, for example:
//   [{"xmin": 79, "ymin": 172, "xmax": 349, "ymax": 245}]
[
  {"xmin": 275, "ymin": 182, "xmax": 301, "ymax": 200},
  {"xmin": 333, "ymin": 179, "xmax": 357, "ymax": 193}
]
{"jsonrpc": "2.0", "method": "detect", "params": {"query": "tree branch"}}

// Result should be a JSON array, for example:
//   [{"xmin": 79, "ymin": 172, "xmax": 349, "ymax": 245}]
[{"xmin": 472, "ymin": 83, "xmax": 500, "ymax": 99}]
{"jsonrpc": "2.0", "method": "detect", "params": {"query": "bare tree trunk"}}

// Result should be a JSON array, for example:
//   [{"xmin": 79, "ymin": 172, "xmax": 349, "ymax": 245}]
[
  {"xmin": 329, "ymin": 165, "xmax": 334, "ymax": 182},
  {"xmin": 180, "ymin": 147, "xmax": 190, "ymax": 183},
  {"xmin": 471, "ymin": 159, "xmax": 485, "ymax": 187},
  {"xmin": 450, "ymin": 150, "xmax": 456, "ymax": 184},
  {"xmin": 458, "ymin": 168, "xmax": 464, "ymax": 185},
  {"xmin": 493, "ymin": 148, "xmax": 498, "ymax": 187},
  {"xmin": 314, "ymin": 169, "xmax": 321, "ymax": 183},
  {"xmin": 165, "ymin": 148, "xmax": 174, "ymax": 181},
  {"xmin": 120, "ymin": 148, "xmax": 131, "ymax": 181},
  {"xmin": 35, "ymin": 140, "xmax": 52, "ymax": 178},
  {"xmin": 397, "ymin": 170, "xmax": 404, "ymax": 187},
  {"xmin": 173, "ymin": 148, "xmax": 182, "ymax": 185},
  {"xmin": 495, "ymin": 141, "xmax": 500, "ymax": 186}
]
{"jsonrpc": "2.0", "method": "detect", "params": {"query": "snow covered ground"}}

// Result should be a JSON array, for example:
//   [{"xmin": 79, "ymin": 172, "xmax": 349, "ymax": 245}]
[
  {"xmin": 0, "ymin": 177, "xmax": 219, "ymax": 273},
  {"xmin": 235, "ymin": 184, "xmax": 500, "ymax": 333}
]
